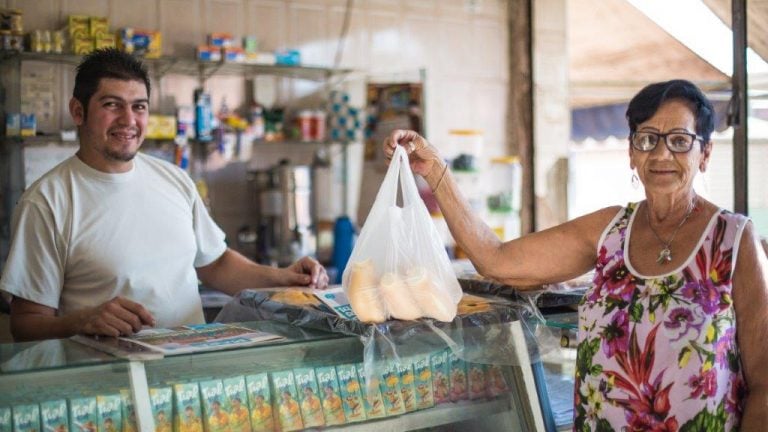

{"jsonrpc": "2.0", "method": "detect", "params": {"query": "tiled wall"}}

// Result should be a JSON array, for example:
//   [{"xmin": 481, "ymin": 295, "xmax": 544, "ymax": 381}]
[{"xmin": 6, "ymin": 0, "xmax": 510, "ymax": 246}]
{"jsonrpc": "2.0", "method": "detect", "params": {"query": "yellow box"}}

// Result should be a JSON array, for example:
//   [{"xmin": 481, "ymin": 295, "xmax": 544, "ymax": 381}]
[
  {"xmin": 146, "ymin": 115, "xmax": 177, "ymax": 140},
  {"xmin": 67, "ymin": 15, "xmax": 89, "ymax": 39},
  {"xmin": 71, "ymin": 36, "xmax": 94, "ymax": 55},
  {"xmin": 145, "ymin": 30, "xmax": 162, "ymax": 58},
  {"xmin": 89, "ymin": 16, "xmax": 109, "ymax": 37},
  {"xmin": 94, "ymin": 34, "xmax": 115, "ymax": 50}
]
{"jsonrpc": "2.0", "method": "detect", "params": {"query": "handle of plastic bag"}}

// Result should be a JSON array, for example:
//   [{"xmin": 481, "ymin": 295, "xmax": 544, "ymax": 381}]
[{"xmin": 381, "ymin": 145, "xmax": 421, "ymax": 208}]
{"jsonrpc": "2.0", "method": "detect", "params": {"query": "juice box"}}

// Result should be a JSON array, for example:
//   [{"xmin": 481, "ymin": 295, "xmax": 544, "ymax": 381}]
[
  {"xmin": 245, "ymin": 373, "xmax": 275, "ymax": 432},
  {"xmin": 0, "ymin": 407, "xmax": 12, "ymax": 432},
  {"xmin": 448, "ymin": 351, "xmax": 469, "ymax": 402},
  {"xmin": 13, "ymin": 404, "xmax": 40, "ymax": 432},
  {"xmin": 149, "ymin": 386, "xmax": 173, "ymax": 432},
  {"xmin": 315, "ymin": 365, "xmax": 346, "ymax": 425},
  {"xmin": 199, "ymin": 379, "xmax": 229, "ymax": 432},
  {"xmin": 223, "ymin": 376, "xmax": 251, "ymax": 432},
  {"xmin": 335, "ymin": 364, "xmax": 366, "ymax": 422},
  {"xmin": 40, "ymin": 399, "xmax": 69, "ymax": 432},
  {"xmin": 468, "ymin": 363, "xmax": 488, "ymax": 400},
  {"xmin": 119, "ymin": 389, "xmax": 137, "ymax": 432},
  {"xmin": 395, "ymin": 360, "xmax": 417, "ymax": 412},
  {"xmin": 412, "ymin": 354, "xmax": 435, "ymax": 410},
  {"xmin": 293, "ymin": 367, "xmax": 324, "ymax": 428},
  {"xmin": 173, "ymin": 382, "xmax": 203, "ymax": 432},
  {"xmin": 379, "ymin": 361, "xmax": 405, "ymax": 416},
  {"xmin": 486, "ymin": 364, "xmax": 510, "ymax": 398},
  {"xmin": 355, "ymin": 363, "xmax": 386, "ymax": 419},
  {"xmin": 269, "ymin": 370, "xmax": 303, "ymax": 432},
  {"xmin": 97, "ymin": 393, "xmax": 123, "ymax": 432},
  {"xmin": 430, "ymin": 349, "xmax": 450, "ymax": 404},
  {"xmin": 69, "ymin": 397, "xmax": 97, "ymax": 432}
]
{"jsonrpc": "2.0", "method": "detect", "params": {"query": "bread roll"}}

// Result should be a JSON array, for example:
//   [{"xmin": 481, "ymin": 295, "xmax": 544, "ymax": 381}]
[
  {"xmin": 379, "ymin": 272, "xmax": 422, "ymax": 320},
  {"xmin": 348, "ymin": 259, "xmax": 387, "ymax": 323},
  {"xmin": 270, "ymin": 289, "xmax": 321, "ymax": 306},
  {"xmin": 406, "ymin": 266, "xmax": 457, "ymax": 322}
]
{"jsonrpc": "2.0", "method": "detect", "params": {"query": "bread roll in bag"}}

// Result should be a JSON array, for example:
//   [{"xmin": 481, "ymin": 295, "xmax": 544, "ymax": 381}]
[
  {"xmin": 379, "ymin": 272, "xmax": 422, "ymax": 320},
  {"xmin": 406, "ymin": 266, "xmax": 457, "ymax": 322},
  {"xmin": 347, "ymin": 259, "xmax": 387, "ymax": 323}
]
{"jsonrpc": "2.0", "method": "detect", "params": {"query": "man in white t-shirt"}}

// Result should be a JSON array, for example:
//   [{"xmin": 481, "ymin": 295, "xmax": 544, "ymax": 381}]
[{"xmin": 0, "ymin": 48, "xmax": 329, "ymax": 341}]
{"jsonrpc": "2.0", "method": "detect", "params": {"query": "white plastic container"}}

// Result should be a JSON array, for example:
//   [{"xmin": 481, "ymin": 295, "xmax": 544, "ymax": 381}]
[
  {"xmin": 486, "ymin": 156, "xmax": 522, "ymax": 241},
  {"xmin": 448, "ymin": 129, "xmax": 483, "ymax": 164}
]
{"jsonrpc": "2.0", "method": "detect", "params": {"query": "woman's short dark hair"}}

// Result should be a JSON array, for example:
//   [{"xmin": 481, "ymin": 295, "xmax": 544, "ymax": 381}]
[
  {"xmin": 73, "ymin": 48, "xmax": 150, "ymax": 118},
  {"xmin": 625, "ymin": 79, "xmax": 715, "ymax": 148}
]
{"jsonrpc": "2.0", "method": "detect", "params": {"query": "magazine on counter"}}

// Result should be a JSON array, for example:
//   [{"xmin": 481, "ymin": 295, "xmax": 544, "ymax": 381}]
[{"xmin": 72, "ymin": 323, "xmax": 284, "ymax": 360}]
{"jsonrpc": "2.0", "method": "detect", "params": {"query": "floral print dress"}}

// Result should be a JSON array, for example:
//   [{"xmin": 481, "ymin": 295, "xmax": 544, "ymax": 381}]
[{"xmin": 574, "ymin": 203, "xmax": 749, "ymax": 432}]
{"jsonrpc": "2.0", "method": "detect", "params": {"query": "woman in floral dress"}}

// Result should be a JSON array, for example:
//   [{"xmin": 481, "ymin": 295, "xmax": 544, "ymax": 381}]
[{"xmin": 383, "ymin": 79, "xmax": 768, "ymax": 431}]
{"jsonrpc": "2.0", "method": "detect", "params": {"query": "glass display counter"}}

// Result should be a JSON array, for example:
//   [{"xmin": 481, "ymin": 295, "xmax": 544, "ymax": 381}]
[{"xmin": 0, "ymin": 320, "xmax": 546, "ymax": 431}]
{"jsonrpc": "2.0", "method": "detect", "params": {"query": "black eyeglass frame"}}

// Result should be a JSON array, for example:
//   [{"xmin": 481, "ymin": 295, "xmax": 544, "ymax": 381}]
[{"xmin": 629, "ymin": 130, "xmax": 705, "ymax": 153}]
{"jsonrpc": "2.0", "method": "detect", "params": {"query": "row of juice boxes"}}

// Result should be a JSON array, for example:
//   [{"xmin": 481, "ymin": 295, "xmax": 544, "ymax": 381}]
[{"xmin": 0, "ymin": 348, "xmax": 511, "ymax": 432}]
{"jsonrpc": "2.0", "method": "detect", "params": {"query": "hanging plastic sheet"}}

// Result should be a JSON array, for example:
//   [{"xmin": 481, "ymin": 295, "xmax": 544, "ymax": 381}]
[{"xmin": 214, "ymin": 288, "xmax": 564, "ymax": 381}]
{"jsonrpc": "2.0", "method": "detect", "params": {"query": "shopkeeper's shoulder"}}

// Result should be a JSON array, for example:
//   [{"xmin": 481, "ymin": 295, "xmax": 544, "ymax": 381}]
[
  {"xmin": 18, "ymin": 155, "xmax": 82, "ymax": 204},
  {"xmin": 134, "ymin": 152, "xmax": 197, "ymax": 191}
]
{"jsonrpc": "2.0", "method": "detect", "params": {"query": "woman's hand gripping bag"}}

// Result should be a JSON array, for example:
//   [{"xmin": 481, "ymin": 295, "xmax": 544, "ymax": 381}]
[{"xmin": 342, "ymin": 146, "xmax": 462, "ymax": 323}]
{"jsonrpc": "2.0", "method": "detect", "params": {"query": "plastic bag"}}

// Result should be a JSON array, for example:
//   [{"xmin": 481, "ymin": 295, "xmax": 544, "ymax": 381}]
[{"xmin": 342, "ymin": 145, "xmax": 462, "ymax": 322}]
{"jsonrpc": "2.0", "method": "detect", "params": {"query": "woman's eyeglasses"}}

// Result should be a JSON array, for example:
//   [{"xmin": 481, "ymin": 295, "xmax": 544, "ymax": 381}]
[{"xmin": 630, "ymin": 131, "xmax": 703, "ymax": 153}]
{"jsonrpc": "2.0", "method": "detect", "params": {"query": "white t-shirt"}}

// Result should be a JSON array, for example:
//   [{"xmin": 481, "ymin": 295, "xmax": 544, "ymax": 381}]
[{"xmin": 0, "ymin": 153, "xmax": 227, "ymax": 327}]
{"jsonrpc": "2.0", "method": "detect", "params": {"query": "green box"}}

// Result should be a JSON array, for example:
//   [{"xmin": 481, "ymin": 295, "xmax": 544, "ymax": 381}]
[
  {"xmin": 245, "ymin": 373, "xmax": 275, "ymax": 432},
  {"xmin": 40, "ymin": 399, "xmax": 69, "ymax": 432},
  {"xmin": 199, "ymin": 379, "xmax": 229, "ymax": 432},
  {"xmin": 468, "ymin": 363, "xmax": 488, "ymax": 400},
  {"xmin": 97, "ymin": 393, "xmax": 122, "ymax": 432},
  {"xmin": 335, "ymin": 364, "xmax": 366, "ymax": 422},
  {"xmin": 13, "ymin": 404, "xmax": 40, "ymax": 432},
  {"xmin": 173, "ymin": 382, "xmax": 203, "ymax": 432},
  {"xmin": 69, "ymin": 397, "xmax": 97, "ymax": 432},
  {"xmin": 149, "ymin": 386, "xmax": 173, "ymax": 431},
  {"xmin": 486, "ymin": 364, "xmax": 510, "ymax": 397},
  {"xmin": 412, "ymin": 354, "xmax": 435, "ymax": 410},
  {"xmin": 379, "ymin": 361, "xmax": 405, "ymax": 416},
  {"xmin": 0, "ymin": 407, "xmax": 12, "ymax": 432},
  {"xmin": 430, "ymin": 349, "xmax": 450, "ymax": 404},
  {"xmin": 223, "ymin": 376, "xmax": 251, "ymax": 432},
  {"xmin": 119, "ymin": 389, "xmax": 137, "ymax": 432},
  {"xmin": 315, "ymin": 365, "xmax": 346, "ymax": 425},
  {"xmin": 293, "ymin": 367, "xmax": 324, "ymax": 428},
  {"xmin": 395, "ymin": 360, "xmax": 417, "ymax": 412},
  {"xmin": 269, "ymin": 370, "xmax": 303, "ymax": 432},
  {"xmin": 355, "ymin": 363, "xmax": 386, "ymax": 419},
  {"xmin": 448, "ymin": 351, "xmax": 468, "ymax": 402}
]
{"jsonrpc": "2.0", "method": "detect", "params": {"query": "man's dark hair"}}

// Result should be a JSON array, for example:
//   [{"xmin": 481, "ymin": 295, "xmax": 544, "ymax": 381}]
[
  {"xmin": 625, "ymin": 79, "xmax": 715, "ymax": 148},
  {"xmin": 73, "ymin": 48, "xmax": 150, "ymax": 118}
]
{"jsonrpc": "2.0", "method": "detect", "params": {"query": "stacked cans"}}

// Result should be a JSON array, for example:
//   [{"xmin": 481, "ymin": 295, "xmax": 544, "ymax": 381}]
[{"xmin": 327, "ymin": 91, "xmax": 364, "ymax": 143}]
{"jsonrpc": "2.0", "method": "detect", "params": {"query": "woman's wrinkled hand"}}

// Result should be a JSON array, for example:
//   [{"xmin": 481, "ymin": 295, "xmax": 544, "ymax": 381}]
[{"xmin": 382, "ymin": 129, "xmax": 445, "ymax": 179}]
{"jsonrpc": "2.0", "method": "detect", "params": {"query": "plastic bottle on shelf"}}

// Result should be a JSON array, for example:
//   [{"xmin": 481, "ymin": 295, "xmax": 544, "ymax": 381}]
[
  {"xmin": 218, "ymin": 97, "xmax": 230, "ymax": 121},
  {"xmin": 248, "ymin": 102, "xmax": 265, "ymax": 139}
]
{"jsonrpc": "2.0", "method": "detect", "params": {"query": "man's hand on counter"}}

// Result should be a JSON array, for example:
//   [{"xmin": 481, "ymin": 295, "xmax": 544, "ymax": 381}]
[
  {"xmin": 78, "ymin": 296, "xmax": 156, "ymax": 337},
  {"xmin": 284, "ymin": 256, "xmax": 330, "ymax": 290},
  {"xmin": 8, "ymin": 295, "xmax": 155, "ymax": 341}
]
